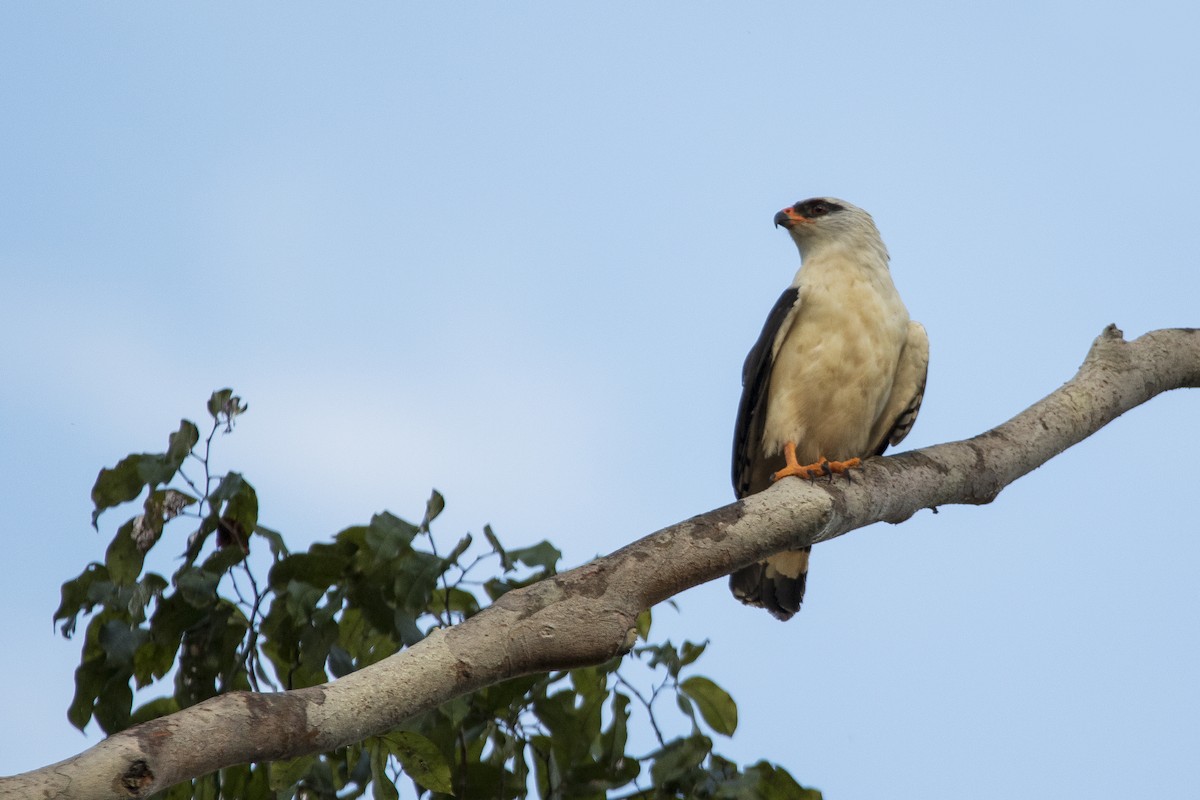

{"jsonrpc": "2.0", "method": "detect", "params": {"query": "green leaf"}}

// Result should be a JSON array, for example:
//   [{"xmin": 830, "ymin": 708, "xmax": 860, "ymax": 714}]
[
  {"xmin": 54, "ymin": 563, "xmax": 112, "ymax": 637},
  {"xmin": 481, "ymin": 568, "xmax": 552, "ymax": 601},
  {"xmin": 635, "ymin": 608, "xmax": 652, "ymax": 641},
  {"xmin": 680, "ymin": 676, "xmax": 738, "ymax": 736},
  {"xmin": 482, "ymin": 577, "xmax": 512, "ymax": 601},
  {"xmin": 252, "ymin": 524, "xmax": 288, "ymax": 559},
  {"xmin": 270, "ymin": 546, "xmax": 348, "ymax": 592},
  {"xmin": 207, "ymin": 472, "xmax": 244, "ymax": 506},
  {"xmin": 166, "ymin": 420, "xmax": 200, "ymax": 467},
  {"xmin": 442, "ymin": 533, "xmax": 473, "ymax": 567},
  {"xmin": 392, "ymin": 550, "xmax": 443, "ymax": 612},
  {"xmin": 530, "ymin": 735, "xmax": 562, "ymax": 800},
  {"xmin": 200, "ymin": 541, "xmax": 248, "ymax": 575},
  {"xmin": 601, "ymin": 692, "xmax": 632, "ymax": 768},
  {"xmin": 93, "ymin": 672, "xmax": 134, "ymax": 733},
  {"xmin": 650, "ymin": 735, "xmax": 711, "ymax": 788},
  {"xmin": 483, "ymin": 524, "xmax": 511, "ymax": 570},
  {"xmin": 209, "ymin": 472, "xmax": 258, "ymax": 551},
  {"xmin": 533, "ymin": 688, "xmax": 600, "ymax": 767},
  {"xmin": 90, "ymin": 455, "xmax": 148, "ymax": 526},
  {"xmin": 98, "ymin": 619, "xmax": 147, "ymax": 669},
  {"xmin": 104, "ymin": 519, "xmax": 145, "ymax": 586},
  {"xmin": 506, "ymin": 540, "xmax": 561, "ymax": 573},
  {"xmin": 136, "ymin": 489, "xmax": 196, "ymax": 554},
  {"xmin": 207, "ymin": 388, "xmax": 233, "ymax": 419},
  {"xmin": 369, "ymin": 741, "xmax": 400, "ymax": 800},
  {"xmin": 90, "ymin": 420, "xmax": 198, "ymax": 526},
  {"xmin": 140, "ymin": 591, "xmax": 205, "ymax": 681},
  {"xmin": 126, "ymin": 572, "xmax": 167, "ymax": 625},
  {"xmin": 472, "ymin": 674, "xmax": 543, "ymax": 717},
  {"xmin": 636, "ymin": 641, "xmax": 682, "ymax": 677},
  {"xmin": 365, "ymin": 512, "xmax": 418, "ymax": 560},
  {"xmin": 299, "ymin": 759, "xmax": 337, "ymax": 797},
  {"xmin": 129, "ymin": 696, "xmax": 179, "ymax": 726},
  {"xmin": 420, "ymin": 489, "xmax": 445, "ymax": 532},
  {"xmin": 437, "ymin": 695, "xmax": 471, "ymax": 730},
  {"xmin": 174, "ymin": 602, "xmax": 253, "ymax": 703},
  {"xmin": 430, "ymin": 586, "xmax": 481, "ymax": 617},
  {"xmin": 206, "ymin": 389, "xmax": 247, "ymax": 427},
  {"xmin": 183, "ymin": 516, "xmax": 217, "ymax": 565},
  {"xmin": 133, "ymin": 638, "xmax": 179, "ymax": 687},
  {"xmin": 717, "ymin": 761, "xmax": 824, "ymax": 800},
  {"xmin": 570, "ymin": 665, "xmax": 608, "ymax": 707},
  {"xmin": 175, "ymin": 567, "xmax": 220, "ymax": 608},
  {"xmin": 676, "ymin": 691, "xmax": 695, "ymax": 721},
  {"xmin": 680, "ymin": 639, "xmax": 708, "ymax": 667},
  {"xmin": 67, "ymin": 656, "xmax": 104, "ymax": 731},
  {"xmin": 193, "ymin": 773, "xmax": 218, "ymax": 800},
  {"xmin": 344, "ymin": 745, "xmax": 371, "ymax": 789},
  {"xmin": 269, "ymin": 755, "xmax": 316, "ymax": 791},
  {"xmin": 218, "ymin": 764, "xmax": 254, "ymax": 799},
  {"xmin": 394, "ymin": 611, "xmax": 424, "ymax": 648},
  {"xmin": 379, "ymin": 731, "xmax": 454, "ymax": 794},
  {"xmin": 149, "ymin": 487, "xmax": 196, "ymax": 520}
]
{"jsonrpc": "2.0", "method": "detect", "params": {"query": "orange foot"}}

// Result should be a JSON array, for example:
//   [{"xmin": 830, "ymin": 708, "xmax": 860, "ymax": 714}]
[{"xmin": 772, "ymin": 441, "xmax": 862, "ymax": 482}]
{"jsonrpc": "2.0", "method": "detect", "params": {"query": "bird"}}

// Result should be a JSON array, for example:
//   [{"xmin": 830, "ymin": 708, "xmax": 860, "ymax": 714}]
[{"xmin": 730, "ymin": 197, "xmax": 929, "ymax": 620}]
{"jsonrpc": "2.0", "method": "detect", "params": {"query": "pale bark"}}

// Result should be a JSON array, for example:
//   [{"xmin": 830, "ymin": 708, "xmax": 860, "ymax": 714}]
[{"xmin": 4, "ymin": 325, "xmax": 1198, "ymax": 800}]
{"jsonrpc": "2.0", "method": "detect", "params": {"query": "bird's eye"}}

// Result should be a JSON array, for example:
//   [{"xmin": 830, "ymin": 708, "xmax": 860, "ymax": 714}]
[{"xmin": 810, "ymin": 203, "xmax": 828, "ymax": 216}]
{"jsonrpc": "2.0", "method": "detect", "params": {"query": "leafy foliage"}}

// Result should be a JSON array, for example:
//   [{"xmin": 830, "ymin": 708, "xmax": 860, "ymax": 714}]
[{"xmin": 57, "ymin": 390, "xmax": 822, "ymax": 799}]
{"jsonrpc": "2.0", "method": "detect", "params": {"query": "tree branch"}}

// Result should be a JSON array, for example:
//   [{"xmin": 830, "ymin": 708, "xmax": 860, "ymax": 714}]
[{"xmin": 5, "ymin": 325, "xmax": 1198, "ymax": 800}]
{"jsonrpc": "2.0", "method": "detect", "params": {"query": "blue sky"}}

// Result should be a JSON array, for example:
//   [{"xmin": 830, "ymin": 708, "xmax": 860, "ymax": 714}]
[{"xmin": 3, "ymin": 3, "xmax": 1200, "ymax": 797}]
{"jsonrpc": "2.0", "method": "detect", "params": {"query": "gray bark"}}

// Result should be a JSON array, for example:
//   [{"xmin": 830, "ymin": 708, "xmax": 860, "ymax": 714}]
[{"xmin": 4, "ymin": 325, "xmax": 1197, "ymax": 800}]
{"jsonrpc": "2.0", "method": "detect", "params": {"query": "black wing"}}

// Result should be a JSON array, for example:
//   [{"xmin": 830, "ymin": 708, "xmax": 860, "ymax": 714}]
[
  {"xmin": 731, "ymin": 286, "xmax": 800, "ymax": 499},
  {"xmin": 871, "ymin": 377, "xmax": 926, "ymax": 456},
  {"xmin": 868, "ymin": 320, "xmax": 930, "ymax": 457}
]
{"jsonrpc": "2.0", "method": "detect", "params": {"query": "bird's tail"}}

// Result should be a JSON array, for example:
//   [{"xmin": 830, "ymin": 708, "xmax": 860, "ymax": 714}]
[{"xmin": 729, "ymin": 547, "xmax": 809, "ymax": 621}]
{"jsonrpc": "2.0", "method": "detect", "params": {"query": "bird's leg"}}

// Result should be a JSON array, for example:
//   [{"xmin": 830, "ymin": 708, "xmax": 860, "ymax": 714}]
[{"xmin": 772, "ymin": 442, "xmax": 862, "ymax": 482}]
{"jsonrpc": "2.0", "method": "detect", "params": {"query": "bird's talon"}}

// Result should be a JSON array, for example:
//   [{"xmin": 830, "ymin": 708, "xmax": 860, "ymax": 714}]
[{"xmin": 771, "ymin": 451, "xmax": 862, "ymax": 483}]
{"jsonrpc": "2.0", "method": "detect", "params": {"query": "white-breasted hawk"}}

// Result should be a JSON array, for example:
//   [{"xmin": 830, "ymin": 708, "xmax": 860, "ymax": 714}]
[{"xmin": 730, "ymin": 198, "xmax": 929, "ymax": 620}]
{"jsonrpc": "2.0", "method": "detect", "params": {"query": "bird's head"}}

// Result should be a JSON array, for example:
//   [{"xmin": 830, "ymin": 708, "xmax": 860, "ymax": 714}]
[{"xmin": 774, "ymin": 197, "xmax": 885, "ymax": 261}]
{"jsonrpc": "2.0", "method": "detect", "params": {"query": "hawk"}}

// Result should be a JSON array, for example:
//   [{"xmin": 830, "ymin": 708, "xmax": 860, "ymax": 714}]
[{"xmin": 730, "ymin": 198, "xmax": 929, "ymax": 620}]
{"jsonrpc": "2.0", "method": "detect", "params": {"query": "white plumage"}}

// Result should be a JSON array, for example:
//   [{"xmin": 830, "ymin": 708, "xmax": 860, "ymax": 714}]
[{"xmin": 731, "ymin": 198, "xmax": 928, "ymax": 620}]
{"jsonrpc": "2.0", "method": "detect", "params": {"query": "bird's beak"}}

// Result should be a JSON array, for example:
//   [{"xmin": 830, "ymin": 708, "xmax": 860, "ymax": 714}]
[{"xmin": 774, "ymin": 207, "xmax": 804, "ymax": 229}]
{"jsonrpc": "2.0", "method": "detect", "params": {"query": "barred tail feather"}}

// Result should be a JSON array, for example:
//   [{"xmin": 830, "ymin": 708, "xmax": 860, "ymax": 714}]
[{"xmin": 729, "ymin": 548, "xmax": 810, "ymax": 621}]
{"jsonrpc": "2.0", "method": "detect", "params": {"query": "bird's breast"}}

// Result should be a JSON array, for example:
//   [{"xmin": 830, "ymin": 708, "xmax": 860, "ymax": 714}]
[{"xmin": 761, "ymin": 265, "xmax": 909, "ymax": 463}]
